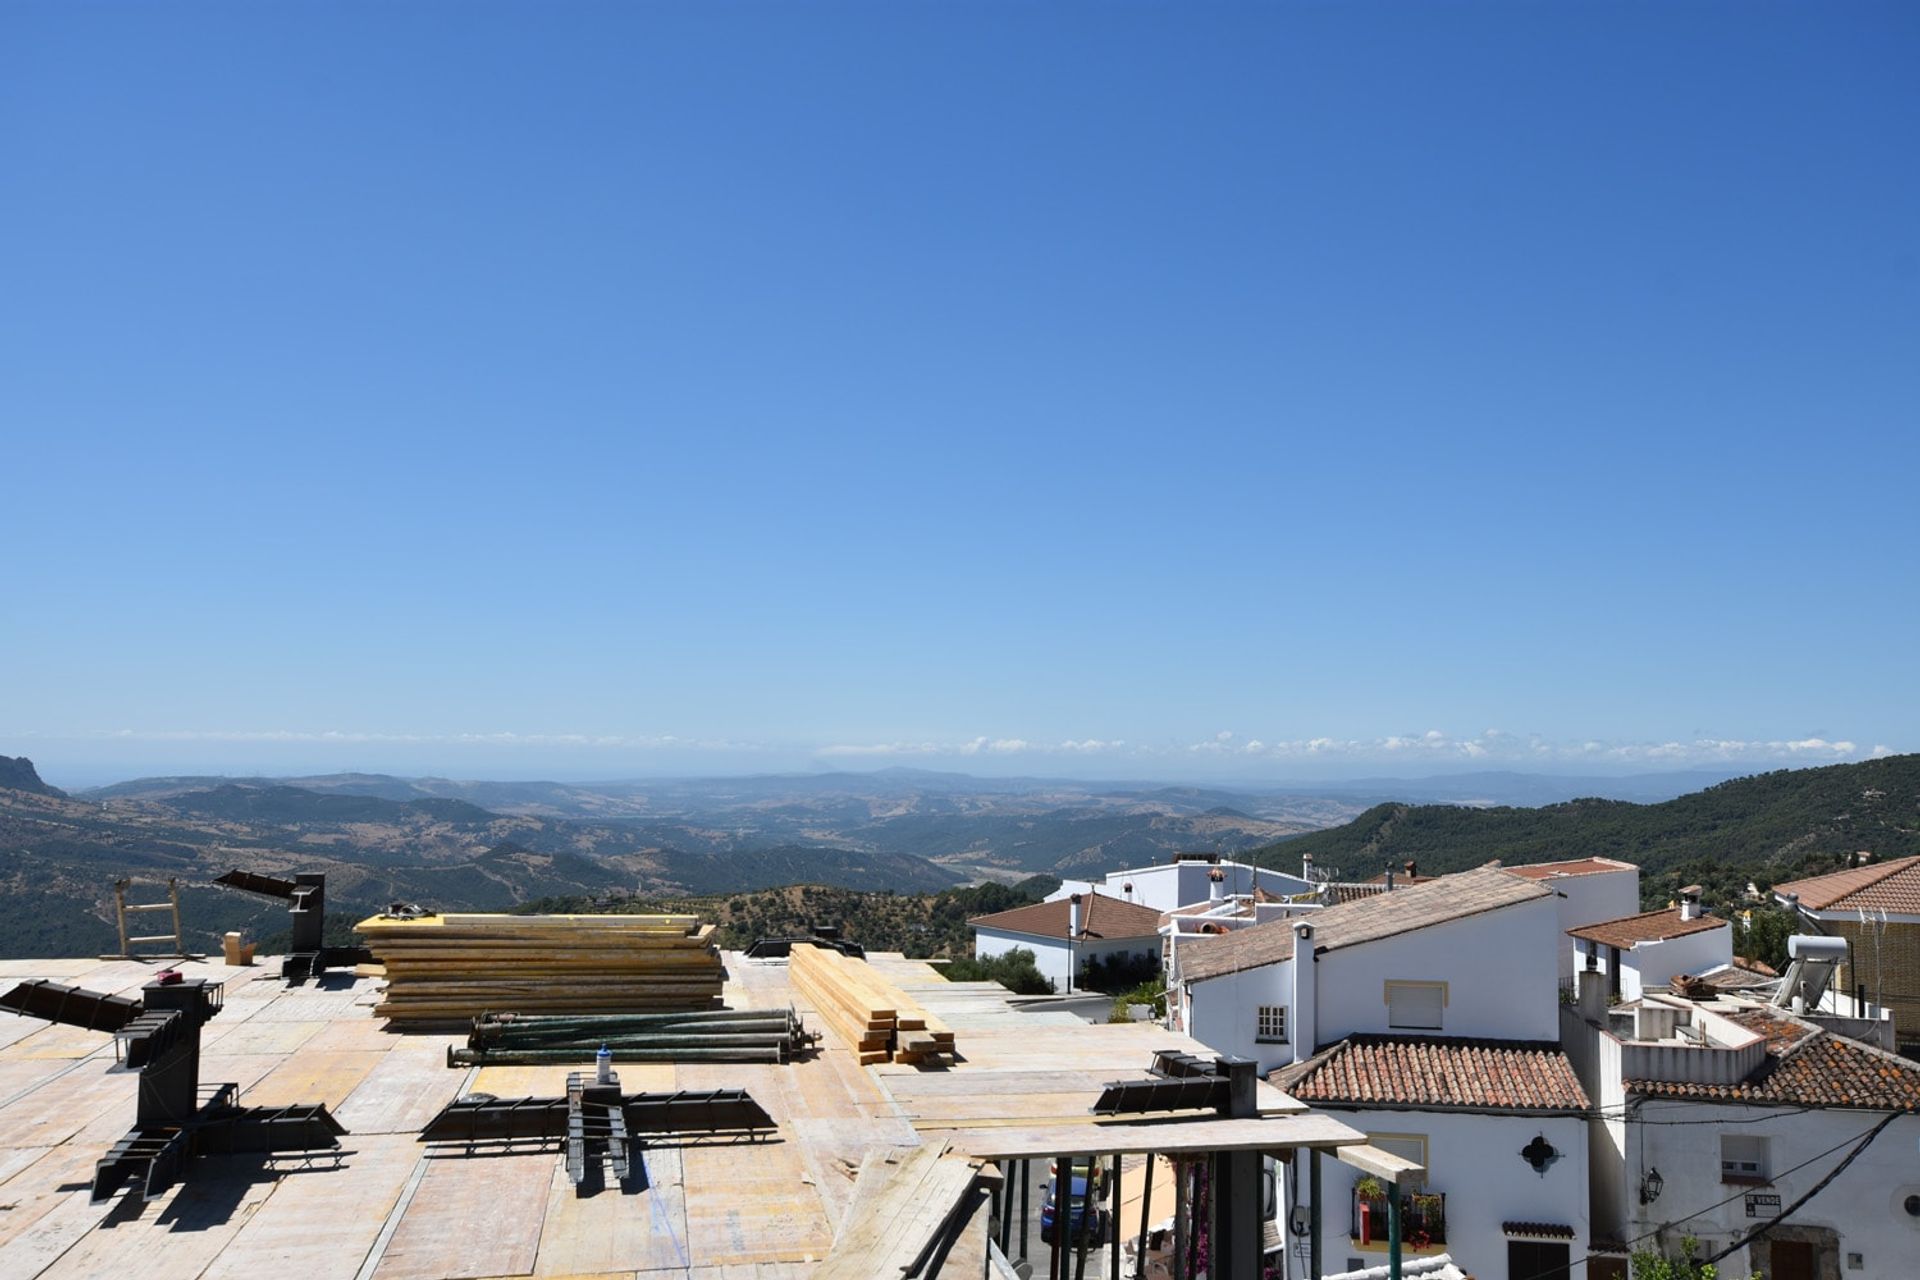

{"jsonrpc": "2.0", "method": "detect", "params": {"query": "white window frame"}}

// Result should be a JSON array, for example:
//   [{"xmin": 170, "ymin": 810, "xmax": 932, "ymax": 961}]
[
  {"xmin": 1720, "ymin": 1134, "xmax": 1769, "ymax": 1182},
  {"xmin": 1255, "ymin": 1004, "xmax": 1288, "ymax": 1044}
]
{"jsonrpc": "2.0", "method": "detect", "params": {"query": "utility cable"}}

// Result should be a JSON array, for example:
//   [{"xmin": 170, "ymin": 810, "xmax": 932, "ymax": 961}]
[{"xmin": 1700, "ymin": 1110, "xmax": 1899, "ymax": 1266}]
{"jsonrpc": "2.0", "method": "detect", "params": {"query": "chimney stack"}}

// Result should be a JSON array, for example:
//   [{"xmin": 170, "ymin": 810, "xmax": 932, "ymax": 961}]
[
  {"xmin": 1404, "ymin": 859, "xmax": 1418, "ymax": 880},
  {"xmin": 1208, "ymin": 868, "xmax": 1226, "ymax": 903},
  {"xmin": 1302, "ymin": 851, "xmax": 1315, "ymax": 881},
  {"xmin": 1678, "ymin": 885, "xmax": 1702, "ymax": 922},
  {"xmin": 1069, "ymin": 894, "xmax": 1083, "ymax": 939},
  {"xmin": 1122, "ymin": 881, "xmax": 1134, "ymax": 903},
  {"xmin": 1383, "ymin": 862, "xmax": 1395, "ymax": 891},
  {"xmin": 1579, "ymin": 956, "xmax": 1606, "ymax": 1023},
  {"xmin": 1289, "ymin": 919, "xmax": 1316, "ymax": 1057}
]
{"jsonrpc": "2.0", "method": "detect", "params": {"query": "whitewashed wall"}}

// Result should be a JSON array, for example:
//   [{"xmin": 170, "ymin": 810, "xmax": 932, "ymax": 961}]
[
  {"xmin": 1545, "ymin": 868, "xmax": 1641, "ymax": 984},
  {"xmin": 1184, "ymin": 894, "xmax": 1563, "ymax": 1078},
  {"xmin": 1628, "ymin": 1102, "xmax": 1920, "ymax": 1279},
  {"xmin": 1312, "ymin": 897, "xmax": 1564, "ymax": 1046},
  {"xmin": 1619, "ymin": 926, "xmax": 1732, "ymax": 1001},
  {"xmin": 1283, "ymin": 1110, "xmax": 1590, "ymax": 1279},
  {"xmin": 1184, "ymin": 961, "xmax": 1293, "ymax": 1072},
  {"xmin": 971, "ymin": 926, "xmax": 1157, "ymax": 992},
  {"xmin": 1045, "ymin": 861, "xmax": 1313, "ymax": 914}
]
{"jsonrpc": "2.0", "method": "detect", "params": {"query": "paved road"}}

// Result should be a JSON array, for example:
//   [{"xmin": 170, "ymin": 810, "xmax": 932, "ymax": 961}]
[{"xmin": 996, "ymin": 1154, "xmax": 1123, "ymax": 1280}]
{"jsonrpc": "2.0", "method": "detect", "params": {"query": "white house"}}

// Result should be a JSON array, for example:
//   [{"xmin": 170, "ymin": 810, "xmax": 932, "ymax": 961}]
[
  {"xmin": 1176, "ymin": 866, "xmax": 1565, "ymax": 1073},
  {"xmin": 1562, "ymin": 976, "xmax": 1920, "ymax": 1280},
  {"xmin": 1048, "ymin": 854, "xmax": 1314, "ymax": 916},
  {"xmin": 1278, "ymin": 1037, "xmax": 1592, "ymax": 1280},
  {"xmin": 1502, "ymin": 857, "xmax": 1642, "ymax": 987},
  {"xmin": 1177, "ymin": 866, "xmax": 1594, "ymax": 1279},
  {"xmin": 1568, "ymin": 891, "xmax": 1731, "ymax": 1003},
  {"xmin": 967, "ymin": 889, "xmax": 1163, "ymax": 992}
]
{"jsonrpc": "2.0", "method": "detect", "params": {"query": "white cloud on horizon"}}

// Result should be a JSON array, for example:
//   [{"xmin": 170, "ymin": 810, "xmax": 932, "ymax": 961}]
[{"xmin": 15, "ymin": 726, "xmax": 1901, "ymax": 771}]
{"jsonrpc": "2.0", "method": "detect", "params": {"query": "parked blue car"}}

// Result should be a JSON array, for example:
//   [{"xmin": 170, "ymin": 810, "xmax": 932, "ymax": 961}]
[{"xmin": 1040, "ymin": 1174, "xmax": 1109, "ymax": 1246}]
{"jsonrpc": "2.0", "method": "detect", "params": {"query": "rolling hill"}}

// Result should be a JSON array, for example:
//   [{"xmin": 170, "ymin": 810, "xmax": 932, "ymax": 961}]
[
  {"xmin": 1247, "ymin": 754, "xmax": 1920, "ymax": 908},
  {"xmin": 0, "ymin": 756, "xmax": 967, "ymax": 957}
]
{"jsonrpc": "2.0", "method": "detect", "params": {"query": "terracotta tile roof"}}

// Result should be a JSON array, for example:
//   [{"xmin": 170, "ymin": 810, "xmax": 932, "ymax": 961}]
[
  {"xmin": 1568, "ymin": 907, "xmax": 1727, "ymax": 949},
  {"xmin": 1504, "ymin": 857, "xmax": 1637, "ymax": 880},
  {"xmin": 1774, "ymin": 856, "xmax": 1920, "ymax": 914},
  {"xmin": 1627, "ymin": 1006, "xmax": 1920, "ymax": 1111},
  {"xmin": 968, "ymin": 890, "xmax": 1164, "ymax": 941},
  {"xmin": 1279, "ymin": 1035, "xmax": 1590, "ymax": 1113},
  {"xmin": 1180, "ymin": 866, "xmax": 1551, "ymax": 985}
]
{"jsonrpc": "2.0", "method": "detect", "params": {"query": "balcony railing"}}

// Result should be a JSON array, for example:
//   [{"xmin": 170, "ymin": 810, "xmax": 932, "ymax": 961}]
[{"xmin": 1350, "ymin": 1189, "xmax": 1447, "ymax": 1251}]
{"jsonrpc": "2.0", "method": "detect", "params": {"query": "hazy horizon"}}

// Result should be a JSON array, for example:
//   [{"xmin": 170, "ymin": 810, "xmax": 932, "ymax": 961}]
[{"xmin": 12, "ymin": 742, "xmax": 1858, "ymax": 795}]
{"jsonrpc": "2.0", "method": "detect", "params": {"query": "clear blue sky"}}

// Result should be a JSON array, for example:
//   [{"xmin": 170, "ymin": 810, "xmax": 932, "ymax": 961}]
[{"xmin": 4, "ymin": 2, "xmax": 1916, "ymax": 786}]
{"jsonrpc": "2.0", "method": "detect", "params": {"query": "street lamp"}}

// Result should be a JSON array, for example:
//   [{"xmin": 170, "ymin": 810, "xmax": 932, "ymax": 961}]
[{"xmin": 1639, "ymin": 1168, "xmax": 1664, "ymax": 1206}]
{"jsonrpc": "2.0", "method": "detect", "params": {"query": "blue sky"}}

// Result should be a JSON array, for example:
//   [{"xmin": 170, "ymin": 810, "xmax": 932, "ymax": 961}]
[{"xmin": 3, "ymin": 3, "xmax": 1916, "ymax": 787}]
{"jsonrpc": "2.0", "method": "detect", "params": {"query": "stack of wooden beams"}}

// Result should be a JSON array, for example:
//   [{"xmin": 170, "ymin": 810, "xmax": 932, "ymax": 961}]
[
  {"xmin": 789, "ymin": 944, "xmax": 956, "ymax": 1066},
  {"xmin": 355, "ymin": 912, "xmax": 724, "ymax": 1024}
]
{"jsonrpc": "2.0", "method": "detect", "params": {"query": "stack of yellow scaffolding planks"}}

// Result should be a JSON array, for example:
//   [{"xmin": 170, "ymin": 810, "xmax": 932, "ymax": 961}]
[
  {"xmin": 355, "ymin": 912, "xmax": 724, "ymax": 1025},
  {"xmin": 789, "ymin": 943, "xmax": 955, "ymax": 1066}
]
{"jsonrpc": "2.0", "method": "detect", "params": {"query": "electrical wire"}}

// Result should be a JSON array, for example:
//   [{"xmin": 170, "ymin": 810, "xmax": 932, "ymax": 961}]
[
  {"xmin": 1700, "ymin": 1110, "xmax": 1899, "ymax": 1266},
  {"xmin": 1529, "ymin": 1112, "xmax": 1904, "ymax": 1277}
]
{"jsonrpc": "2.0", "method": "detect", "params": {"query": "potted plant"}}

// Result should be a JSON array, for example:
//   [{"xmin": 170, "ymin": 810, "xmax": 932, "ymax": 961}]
[{"xmin": 1353, "ymin": 1176, "xmax": 1384, "ymax": 1244}]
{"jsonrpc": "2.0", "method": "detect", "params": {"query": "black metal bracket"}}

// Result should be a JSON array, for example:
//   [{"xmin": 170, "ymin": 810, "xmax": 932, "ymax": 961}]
[
  {"xmin": 214, "ymin": 869, "xmax": 373, "ymax": 985},
  {"xmin": 2, "ymin": 976, "xmax": 349, "ymax": 1205},
  {"xmin": 421, "ymin": 1082, "xmax": 775, "ymax": 1194}
]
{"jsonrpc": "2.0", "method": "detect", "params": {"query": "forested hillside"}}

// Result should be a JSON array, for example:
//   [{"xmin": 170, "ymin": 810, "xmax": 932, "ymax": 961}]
[
  {"xmin": 515, "ymin": 875, "xmax": 1063, "ymax": 958},
  {"xmin": 1249, "ymin": 755, "xmax": 1920, "ymax": 908}
]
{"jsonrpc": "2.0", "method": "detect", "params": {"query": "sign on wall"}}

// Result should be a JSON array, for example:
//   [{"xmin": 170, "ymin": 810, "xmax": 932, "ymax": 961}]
[{"xmin": 1744, "ymin": 1193, "xmax": 1781, "ymax": 1219}]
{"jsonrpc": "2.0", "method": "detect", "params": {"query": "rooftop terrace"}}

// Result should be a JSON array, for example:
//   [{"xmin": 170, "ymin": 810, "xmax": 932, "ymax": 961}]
[{"xmin": 0, "ymin": 949, "xmax": 1354, "ymax": 1278}]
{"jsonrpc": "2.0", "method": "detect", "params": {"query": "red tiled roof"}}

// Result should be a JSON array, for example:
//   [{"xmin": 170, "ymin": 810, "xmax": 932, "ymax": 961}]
[
  {"xmin": 1504, "ymin": 857, "xmax": 1637, "ymax": 880},
  {"xmin": 1627, "ymin": 1006, "xmax": 1920, "ymax": 1111},
  {"xmin": 1278, "ymin": 1035, "xmax": 1590, "ymax": 1113},
  {"xmin": 1568, "ymin": 907, "xmax": 1727, "ymax": 949},
  {"xmin": 1180, "ymin": 867, "xmax": 1551, "ymax": 985},
  {"xmin": 1774, "ymin": 856, "xmax": 1920, "ymax": 914},
  {"xmin": 968, "ymin": 890, "xmax": 1164, "ymax": 941}
]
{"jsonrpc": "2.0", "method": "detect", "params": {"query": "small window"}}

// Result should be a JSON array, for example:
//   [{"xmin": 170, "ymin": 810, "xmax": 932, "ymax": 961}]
[
  {"xmin": 1256, "ymin": 1005, "xmax": 1288, "ymax": 1044},
  {"xmin": 1721, "ymin": 1135, "xmax": 1769, "ymax": 1183},
  {"xmin": 1385, "ymin": 981, "xmax": 1445, "ymax": 1030}
]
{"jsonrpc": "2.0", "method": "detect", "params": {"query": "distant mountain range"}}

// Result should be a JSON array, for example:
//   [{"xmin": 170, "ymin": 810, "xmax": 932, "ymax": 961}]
[
  {"xmin": 8, "ymin": 751, "xmax": 1904, "ymax": 959},
  {"xmin": 1246, "ymin": 754, "xmax": 1920, "ymax": 909},
  {"xmin": 0, "ymin": 756, "xmax": 1337, "ymax": 957}
]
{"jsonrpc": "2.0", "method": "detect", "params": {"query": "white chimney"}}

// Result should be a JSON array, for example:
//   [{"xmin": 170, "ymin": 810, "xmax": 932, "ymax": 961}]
[
  {"xmin": 1122, "ymin": 881, "xmax": 1134, "ymax": 903},
  {"xmin": 1302, "ymin": 851, "xmax": 1314, "ymax": 881},
  {"xmin": 1579, "ymin": 956, "xmax": 1606, "ymax": 1023},
  {"xmin": 1208, "ymin": 868, "xmax": 1226, "ymax": 903},
  {"xmin": 1069, "ymin": 894, "xmax": 1082, "ymax": 939},
  {"xmin": 1289, "ymin": 919, "xmax": 1316, "ymax": 1059},
  {"xmin": 1679, "ymin": 885, "xmax": 1702, "ymax": 922}
]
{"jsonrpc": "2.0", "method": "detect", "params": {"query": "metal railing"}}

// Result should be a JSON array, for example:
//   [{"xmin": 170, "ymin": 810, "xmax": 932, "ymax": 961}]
[{"xmin": 1350, "ymin": 1188, "xmax": 1447, "ymax": 1249}]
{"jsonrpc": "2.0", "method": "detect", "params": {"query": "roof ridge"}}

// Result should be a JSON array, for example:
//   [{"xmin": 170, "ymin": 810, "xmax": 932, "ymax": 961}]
[{"xmin": 1781, "ymin": 854, "xmax": 1920, "ymax": 890}]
